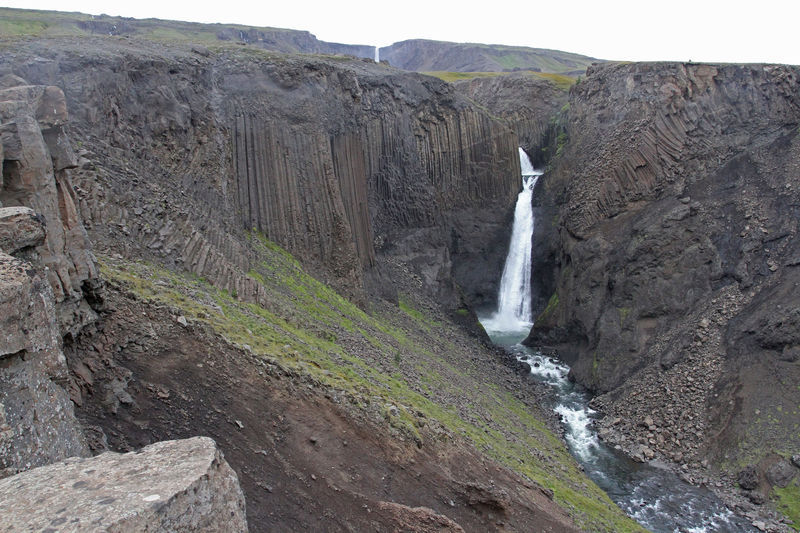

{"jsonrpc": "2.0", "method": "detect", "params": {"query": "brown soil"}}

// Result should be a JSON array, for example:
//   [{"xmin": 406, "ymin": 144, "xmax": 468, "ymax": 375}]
[{"xmin": 66, "ymin": 285, "xmax": 578, "ymax": 533}]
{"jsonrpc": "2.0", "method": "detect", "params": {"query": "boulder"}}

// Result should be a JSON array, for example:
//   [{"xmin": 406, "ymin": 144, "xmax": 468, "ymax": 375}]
[
  {"xmin": 737, "ymin": 465, "xmax": 759, "ymax": 491},
  {"xmin": 765, "ymin": 458, "xmax": 796, "ymax": 488},
  {"xmin": 0, "ymin": 206, "xmax": 45, "ymax": 254},
  {"xmin": 0, "ymin": 436, "xmax": 248, "ymax": 532}
]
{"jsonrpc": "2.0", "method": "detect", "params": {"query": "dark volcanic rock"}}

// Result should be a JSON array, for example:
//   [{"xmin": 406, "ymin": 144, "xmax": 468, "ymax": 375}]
[
  {"xmin": 1, "ymin": 37, "xmax": 519, "ymax": 312},
  {"xmin": 452, "ymin": 74, "xmax": 569, "ymax": 310},
  {"xmin": 525, "ymin": 61, "xmax": 800, "ymax": 469}
]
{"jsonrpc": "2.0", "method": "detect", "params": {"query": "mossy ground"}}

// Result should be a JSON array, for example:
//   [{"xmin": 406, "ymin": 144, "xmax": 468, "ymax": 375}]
[
  {"xmin": 774, "ymin": 481, "xmax": 800, "ymax": 530},
  {"xmin": 98, "ymin": 234, "xmax": 642, "ymax": 532},
  {"xmin": 424, "ymin": 70, "xmax": 577, "ymax": 90}
]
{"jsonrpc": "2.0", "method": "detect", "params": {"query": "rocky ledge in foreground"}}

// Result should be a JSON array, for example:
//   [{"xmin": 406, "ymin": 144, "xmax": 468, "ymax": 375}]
[{"xmin": 0, "ymin": 436, "xmax": 247, "ymax": 532}]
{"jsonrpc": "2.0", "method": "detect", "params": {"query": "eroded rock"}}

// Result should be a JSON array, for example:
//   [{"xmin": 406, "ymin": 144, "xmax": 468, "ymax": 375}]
[{"xmin": 0, "ymin": 77, "xmax": 99, "ymax": 335}]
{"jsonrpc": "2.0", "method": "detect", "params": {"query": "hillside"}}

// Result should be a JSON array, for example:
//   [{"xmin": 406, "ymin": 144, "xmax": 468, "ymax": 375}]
[
  {"xmin": 380, "ymin": 39, "xmax": 597, "ymax": 74},
  {"xmin": 0, "ymin": 7, "xmax": 375, "ymax": 58}
]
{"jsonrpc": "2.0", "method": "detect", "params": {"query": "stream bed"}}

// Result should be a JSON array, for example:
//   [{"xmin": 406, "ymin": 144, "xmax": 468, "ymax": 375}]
[{"xmin": 485, "ymin": 327, "xmax": 754, "ymax": 533}]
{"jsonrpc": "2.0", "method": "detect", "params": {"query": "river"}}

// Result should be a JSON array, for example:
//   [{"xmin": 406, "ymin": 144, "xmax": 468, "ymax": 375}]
[{"xmin": 479, "ymin": 148, "xmax": 754, "ymax": 532}]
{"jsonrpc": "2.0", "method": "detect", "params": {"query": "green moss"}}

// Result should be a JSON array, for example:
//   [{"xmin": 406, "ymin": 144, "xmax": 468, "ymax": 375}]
[
  {"xmin": 534, "ymin": 72, "xmax": 577, "ymax": 90},
  {"xmin": 399, "ymin": 296, "xmax": 425, "ymax": 322},
  {"xmin": 555, "ymin": 131, "xmax": 569, "ymax": 158},
  {"xmin": 537, "ymin": 292, "xmax": 560, "ymax": 323},
  {"xmin": 455, "ymin": 308, "xmax": 470, "ymax": 316},
  {"xmin": 775, "ymin": 482, "xmax": 800, "ymax": 530},
  {"xmin": 422, "ymin": 70, "xmax": 576, "ymax": 91},
  {"xmin": 423, "ymin": 71, "xmax": 505, "ymax": 82},
  {"xmin": 618, "ymin": 307, "xmax": 631, "ymax": 324}
]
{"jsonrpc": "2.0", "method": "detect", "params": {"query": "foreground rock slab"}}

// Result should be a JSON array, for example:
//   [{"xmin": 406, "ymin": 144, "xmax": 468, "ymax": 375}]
[{"xmin": 0, "ymin": 436, "xmax": 248, "ymax": 532}]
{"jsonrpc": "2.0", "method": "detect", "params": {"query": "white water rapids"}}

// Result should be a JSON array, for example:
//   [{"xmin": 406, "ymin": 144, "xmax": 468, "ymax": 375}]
[{"xmin": 479, "ymin": 148, "xmax": 752, "ymax": 532}]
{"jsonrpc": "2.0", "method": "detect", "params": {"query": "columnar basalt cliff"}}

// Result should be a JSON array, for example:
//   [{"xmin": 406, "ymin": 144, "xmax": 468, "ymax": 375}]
[
  {"xmin": 525, "ymin": 62, "xmax": 800, "ymax": 479},
  {"xmin": 3, "ymin": 38, "xmax": 520, "ymax": 310},
  {"xmin": 0, "ymin": 35, "xmax": 631, "ymax": 533},
  {"xmin": 449, "ymin": 74, "xmax": 570, "ymax": 309},
  {"xmin": 453, "ymin": 74, "xmax": 569, "ymax": 164}
]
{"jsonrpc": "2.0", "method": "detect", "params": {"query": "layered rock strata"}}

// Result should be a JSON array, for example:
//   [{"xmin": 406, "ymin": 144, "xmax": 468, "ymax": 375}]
[
  {"xmin": 0, "ymin": 436, "xmax": 247, "ymax": 532},
  {"xmin": 379, "ymin": 39, "xmax": 595, "ymax": 75},
  {"xmin": 525, "ymin": 62, "xmax": 800, "ymax": 471}
]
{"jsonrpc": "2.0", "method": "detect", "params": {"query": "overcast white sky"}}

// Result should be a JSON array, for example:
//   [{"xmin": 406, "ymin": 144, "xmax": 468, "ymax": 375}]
[{"xmin": 3, "ymin": 0, "xmax": 799, "ymax": 64}]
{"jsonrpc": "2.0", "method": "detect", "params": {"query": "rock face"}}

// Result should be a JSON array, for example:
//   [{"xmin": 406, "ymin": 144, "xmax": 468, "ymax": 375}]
[
  {"xmin": 453, "ymin": 74, "xmax": 569, "ymax": 167},
  {"xmin": 380, "ymin": 39, "xmax": 596, "ymax": 74},
  {"xmin": 452, "ymin": 75, "xmax": 569, "ymax": 309},
  {"xmin": 0, "ymin": 206, "xmax": 88, "ymax": 479},
  {"xmin": 0, "ymin": 436, "xmax": 248, "ymax": 532},
  {"xmin": 2, "ymin": 37, "xmax": 519, "ymax": 311},
  {"xmin": 0, "ymin": 75, "xmax": 100, "ymax": 336},
  {"xmin": 525, "ymin": 62, "xmax": 800, "ymax": 467}
]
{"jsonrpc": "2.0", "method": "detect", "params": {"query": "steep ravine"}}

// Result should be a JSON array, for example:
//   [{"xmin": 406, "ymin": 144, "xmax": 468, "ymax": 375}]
[
  {"xmin": 525, "ymin": 61, "xmax": 800, "ymax": 527},
  {"xmin": 0, "ymin": 34, "xmax": 643, "ymax": 531}
]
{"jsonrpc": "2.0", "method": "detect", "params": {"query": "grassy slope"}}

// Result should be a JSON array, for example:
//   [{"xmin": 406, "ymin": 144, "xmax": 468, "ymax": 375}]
[
  {"xmin": 0, "ymin": 7, "xmax": 301, "ymax": 43},
  {"xmin": 98, "ymin": 232, "xmax": 643, "ymax": 532},
  {"xmin": 424, "ymin": 70, "xmax": 578, "ymax": 90}
]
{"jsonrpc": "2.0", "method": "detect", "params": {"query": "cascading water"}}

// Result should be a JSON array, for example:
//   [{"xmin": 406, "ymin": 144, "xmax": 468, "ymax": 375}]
[
  {"xmin": 374, "ymin": 46, "xmax": 379, "ymax": 62},
  {"xmin": 479, "ymin": 148, "xmax": 752, "ymax": 532},
  {"xmin": 482, "ymin": 147, "xmax": 541, "ymax": 333}
]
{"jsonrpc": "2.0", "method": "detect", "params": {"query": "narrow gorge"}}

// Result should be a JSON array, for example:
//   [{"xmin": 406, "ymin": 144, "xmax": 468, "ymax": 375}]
[{"xmin": 1, "ymin": 7, "xmax": 800, "ymax": 533}]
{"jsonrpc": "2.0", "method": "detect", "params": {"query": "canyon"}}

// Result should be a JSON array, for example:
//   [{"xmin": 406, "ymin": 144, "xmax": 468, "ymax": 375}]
[{"xmin": 1, "ymin": 7, "xmax": 800, "ymax": 533}]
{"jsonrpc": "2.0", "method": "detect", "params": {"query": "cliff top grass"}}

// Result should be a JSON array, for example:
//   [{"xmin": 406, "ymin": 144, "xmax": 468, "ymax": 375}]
[
  {"xmin": 0, "ymin": 7, "xmax": 344, "ymax": 48},
  {"xmin": 97, "ymin": 233, "xmax": 644, "ymax": 532},
  {"xmin": 425, "ymin": 70, "xmax": 577, "ymax": 90}
]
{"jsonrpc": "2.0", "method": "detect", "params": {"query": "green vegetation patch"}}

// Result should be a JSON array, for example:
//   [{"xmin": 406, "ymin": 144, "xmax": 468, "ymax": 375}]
[
  {"xmin": 537, "ymin": 292, "xmax": 560, "ymax": 323},
  {"xmin": 775, "ymin": 481, "xmax": 800, "ymax": 530},
  {"xmin": 423, "ymin": 70, "xmax": 576, "ymax": 91}
]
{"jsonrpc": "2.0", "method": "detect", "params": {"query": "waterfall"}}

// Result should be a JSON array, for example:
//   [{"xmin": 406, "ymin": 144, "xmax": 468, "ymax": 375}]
[
  {"xmin": 374, "ymin": 46, "xmax": 379, "ymax": 62},
  {"xmin": 482, "ymin": 148, "xmax": 541, "ymax": 333}
]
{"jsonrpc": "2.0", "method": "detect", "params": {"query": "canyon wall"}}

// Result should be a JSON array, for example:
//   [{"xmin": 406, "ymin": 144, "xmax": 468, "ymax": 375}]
[
  {"xmin": 451, "ymin": 74, "xmax": 569, "ymax": 309},
  {"xmin": 2, "ymin": 37, "xmax": 519, "ymax": 311},
  {"xmin": 525, "ymin": 62, "xmax": 800, "ymax": 470},
  {"xmin": 453, "ymin": 74, "xmax": 569, "ymax": 167},
  {"xmin": 0, "ymin": 75, "xmax": 101, "ymax": 336}
]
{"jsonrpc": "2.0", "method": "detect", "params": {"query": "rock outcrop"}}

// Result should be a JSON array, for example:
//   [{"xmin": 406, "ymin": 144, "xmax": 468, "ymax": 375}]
[
  {"xmin": 451, "ymin": 74, "xmax": 569, "ymax": 309},
  {"xmin": 525, "ymin": 62, "xmax": 800, "ymax": 469},
  {"xmin": 0, "ymin": 75, "xmax": 100, "ymax": 336},
  {"xmin": 0, "ymin": 206, "xmax": 88, "ymax": 478},
  {"xmin": 0, "ymin": 436, "xmax": 248, "ymax": 532}
]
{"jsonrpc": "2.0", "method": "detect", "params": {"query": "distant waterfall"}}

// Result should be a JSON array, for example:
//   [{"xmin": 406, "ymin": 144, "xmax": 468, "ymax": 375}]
[
  {"xmin": 482, "ymin": 148, "xmax": 541, "ymax": 333},
  {"xmin": 374, "ymin": 46, "xmax": 379, "ymax": 62}
]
